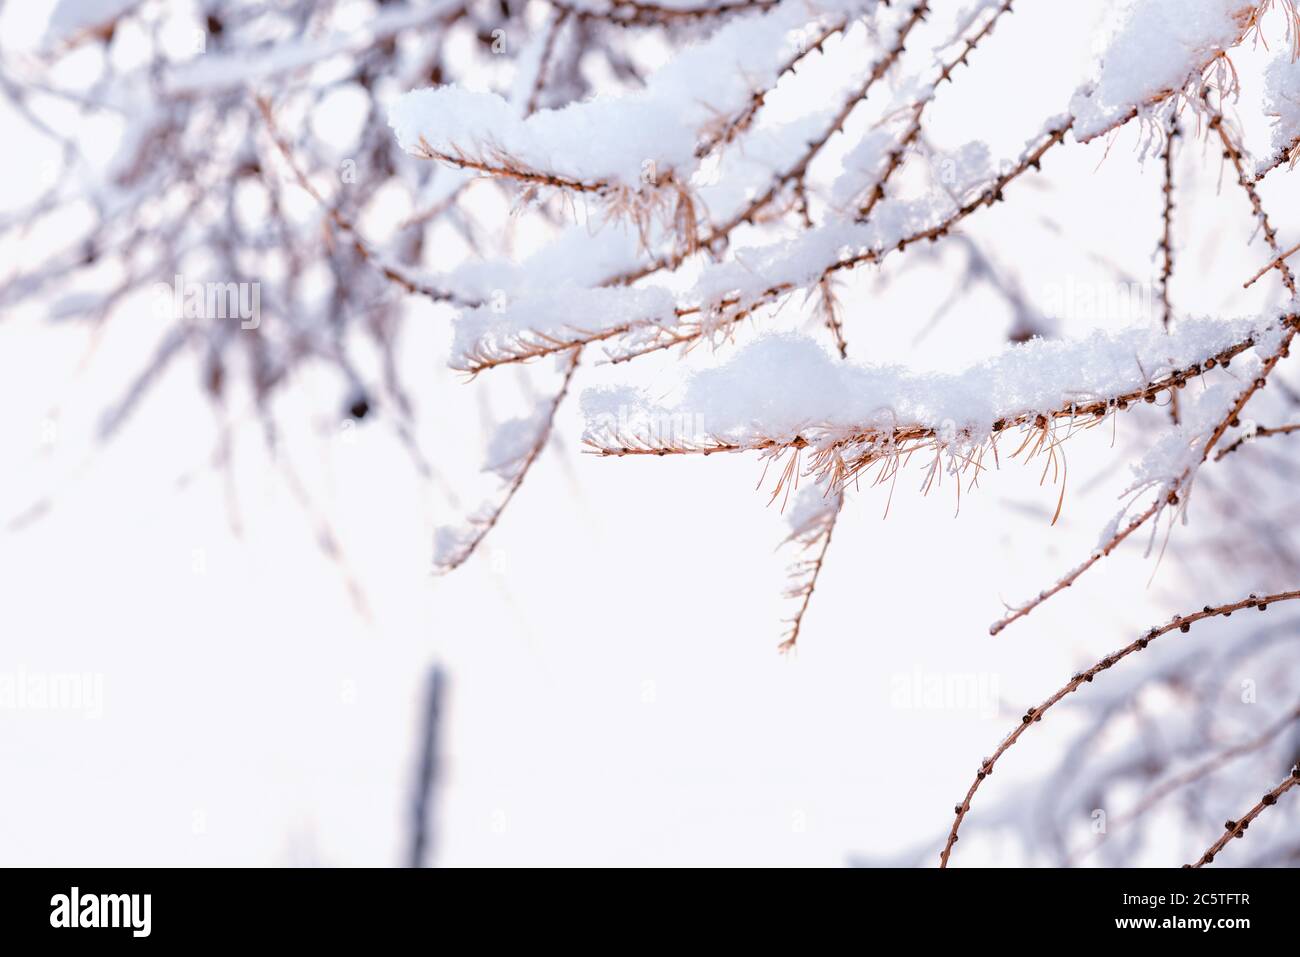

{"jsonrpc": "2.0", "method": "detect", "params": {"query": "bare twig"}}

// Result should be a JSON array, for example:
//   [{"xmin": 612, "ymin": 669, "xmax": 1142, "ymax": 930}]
[
  {"xmin": 1215, "ymin": 422, "xmax": 1300, "ymax": 460},
  {"xmin": 1244, "ymin": 239, "xmax": 1300, "ymax": 289},
  {"xmin": 1070, "ymin": 702, "xmax": 1300, "ymax": 865},
  {"xmin": 435, "ymin": 349, "xmax": 582, "ymax": 572},
  {"xmin": 1212, "ymin": 113, "xmax": 1297, "ymax": 296},
  {"xmin": 942, "ymin": 589, "xmax": 1300, "ymax": 867},
  {"xmin": 409, "ymin": 665, "xmax": 448, "ymax": 868},
  {"xmin": 1186, "ymin": 767, "xmax": 1300, "ymax": 867},
  {"xmin": 1159, "ymin": 117, "xmax": 1180, "ymax": 422},
  {"xmin": 256, "ymin": 97, "xmax": 473, "ymax": 305},
  {"xmin": 988, "ymin": 113, "xmax": 1300, "ymax": 636},
  {"xmin": 777, "ymin": 493, "xmax": 843, "ymax": 653}
]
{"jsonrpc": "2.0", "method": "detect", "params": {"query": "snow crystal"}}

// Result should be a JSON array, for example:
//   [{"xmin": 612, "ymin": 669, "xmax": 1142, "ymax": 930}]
[
  {"xmin": 937, "ymin": 141, "xmax": 995, "ymax": 202},
  {"xmin": 483, "ymin": 412, "xmax": 548, "ymax": 480},
  {"xmin": 829, "ymin": 123, "xmax": 904, "ymax": 210},
  {"xmin": 784, "ymin": 481, "xmax": 842, "ymax": 537},
  {"xmin": 433, "ymin": 524, "xmax": 477, "ymax": 568},
  {"xmin": 696, "ymin": 111, "xmax": 839, "ymax": 218},
  {"xmin": 1120, "ymin": 381, "xmax": 1242, "ymax": 500},
  {"xmin": 1070, "ymin": 0, "xmax": 1243, "ymax": 141},
  {"xmin": 448, "ymin": 225, "xmax": 648, "ymax": 301},
  {"xmin": 1262, "ymin": 51, "xmax": 1300, "ymax": 168}
]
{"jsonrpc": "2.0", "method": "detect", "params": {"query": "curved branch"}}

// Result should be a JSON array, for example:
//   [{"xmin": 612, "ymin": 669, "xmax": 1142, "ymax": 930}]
[
  {"xmin": 1187, "ymin": 769, "xmax": 1300, "ymax": 868},
  {"xmin": 940, "ymin": 588, "xmax": 1300, "ymax": 868},
  {"xmin": 1070, "ymin": 702, "xmax": 1300, "ymax": 865},
  {"xmin": 434, "ymin": 348, "xmax": 582, "ymax": 572}
]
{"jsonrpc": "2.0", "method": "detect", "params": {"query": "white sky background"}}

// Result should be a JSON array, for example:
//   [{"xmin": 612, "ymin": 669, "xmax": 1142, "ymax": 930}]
[{"xmin": 2, "ymin": 0, "xmax": 1299, "ymax": 866}]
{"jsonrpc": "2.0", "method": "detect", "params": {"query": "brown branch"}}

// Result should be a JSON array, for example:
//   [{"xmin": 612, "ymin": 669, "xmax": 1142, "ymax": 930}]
[
  {"xmin": 411, "ymin": 7, "xmax": 852, "ymax": 210},
  {"xmin": 461, "ymin": 40, "xmax": 1237, "ymax": 374},
  {"xmin": 992, "ymin": 308, "xmax": 1298, "ymax": 635},
  {"xmin": 1244, "ymin": 239, "xmax": 1300, "ymax": 289},
  {"xmin": 412, "ymin": 138, "xmax": 611, "ymax": 195},
  {"xmin": 589, "ymin": 321, "xmax": 1278, "ymax": 460},
  {"xmin": 1070, "ymin": 702, "xmax": 1300, "ymax": 865},
  {"xmin": 255, "ymin": 97, "xmax": 473, "ymax": 305},
  {"xmin": 988, "ymin": 114, "xmax": 1300, "ymax": 636},
  {"xmin": 716, "ymin": 0, "xmax": 932, "ymax": 231},
  {"xmin": 777, "ymin": 494, "xmax": 842, "ymax": 653},
  {"xmin": 939, "ymin": 589, "xmax": 1300, "ymax": 867},
  {"xmin": 435, "ymin": 348, "xmax": 582, "ymax": 572},
  {"xmin": 1072, "ymin": 15, "xmax": 1269, "ymax": 148},
  {"xmin": 1212, "ymin": 113, "xmax": 1297, "ymax": 296},
  {"xmin": 704, "ymin": 120, "xmax": 1073, "ymax": 351},
  {"xmin": 525, "ymin": 9, "xmax": 571, "ymax": 117},
  {"xmin": 858, "ymin": 0, "xmax": 1016, "ymax": 220},
  {"xmin": 588, "ymin": 303, "xmax": 1297, "ymax": 646},
  {"xmin": 1214, "ymin": 421, "xmax": 1300, "ymax": 460},
  {"xmin": 1158, "ymin": 119, "xmax": 1178, "ymax": 332},
  {"xmin": 626, "ymin": 0, "xmax": 930, "ymax": 281},
  {"xmin": 551, "ymin": 0, "xmax": 779, "ymax": 27},
  {"xmin": 1158, "ymin": 117, "xmax": 1180, "ymax": 423},
  {"xmin": 1253, "ymin": 133, "xmax": 1300, "ymax": 181},
  {"xmin": 693, "ymin": 19, "xmax": 849, "ymax": 160},
  {"xmin": 459, "ymin": 43, "xmax": 1082, "ymax": 374},
  {"xmin": 1186, "ymin": 767, "xmax": 1300, "ymax": 867},
  {"xmin": 989, "ymin": 501, "xmax": 1166, "ymax": 636},
  {"xmin": 587, "ymin": 120, "xmax": 1075, "ymax": 369},
  {"xmin": 818, "ymin": 276, "xmax": 848, "ymax": 358},
  {"xmin": 595, "ymin": 0, "xmax": 930, "ymax": 288}
]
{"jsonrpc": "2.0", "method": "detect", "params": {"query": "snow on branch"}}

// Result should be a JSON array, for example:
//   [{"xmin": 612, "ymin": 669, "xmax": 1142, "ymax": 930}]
[
  {"xmin": 1068, "ymin": 0, "xmax": 1289, "ymax": 143},
  {"xmin": 991, "ymin": 311, "xmax": 1299, "ymax": 637},
  {"xmin": 552, "ymin": 0, "xmax": 782, "ymax": 27},
  {"xmin": 777, "ymin": 480, "xmax": 843, "ymax": 652},
  {"xmin": 434, "ymin": 350, "xmax": 583, "ymax": 572},
  {"xmin": 582, "ymin": 314, "xmax": 1287, "ymax": 468},
  {"xmin": 451, "ymin": 286, "xmax": 677, "ymax": 372},
  {"xmin": 389, "ymin": 0, "xmax": 875, "ymax": 195},
  {"xmin": 433, "ymin": 0, "xmax": 1200, "ymax": 384},
  {"xmin": 1260, "ymin": 47, "xmax": 1300, "ymax": 174},
  {"xmin": 448, "ymin": 119, "xmax": 1070, "ymax": 373}
]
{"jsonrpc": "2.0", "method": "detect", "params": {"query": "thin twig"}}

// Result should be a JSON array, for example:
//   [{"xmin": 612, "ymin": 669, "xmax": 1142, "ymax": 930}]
[
  {"xmin": 777, "ymin": 495, "xmax": 842, "ymax": 653},
  {"xmin": 1212, "ymin": 113, "xmax": 1297, "ymax": 296},
  {"xmin": 1186, "ymin": 768, "xmax": 1300, "ymax": 868},
  {"xmin": 435, "ymin": 348, "xmax": 582, "ymax": 572},
  {"xmin": 409, "ymin": 665, "xmax": 448, "ymax": 868},
  {"xmin": 1070, "ymin": 702, "xmax": 1300, "ymax": 865},
  {"xmin": 989, "ymin": 115, "xmax": 1300, "ymax": 636},
  {"xmin": 256, "ymin": 97, "xmax": 472, "ymax": 305},
  {"xmin": 941, "ymin": 588, "xmax": 1300, "ymax": 867},
  {"xmin": 1244, "ymin": 239, "xmax": 1300, "ymax": 289},
  {"xmin": 1215, "ymin": 422, "xmax": 1300, "ymax": 460},
  {"xmin": 1159, "ymin": 116, "xmax": 1180, "ymax": 422}
]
